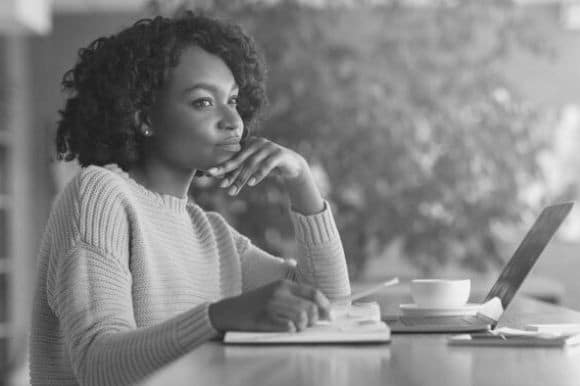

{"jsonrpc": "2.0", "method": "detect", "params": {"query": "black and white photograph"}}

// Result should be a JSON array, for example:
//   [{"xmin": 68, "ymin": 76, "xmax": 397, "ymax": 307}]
[{"xmin": 2, "ymin": 0, "xmax": 580, "ymax": 385}]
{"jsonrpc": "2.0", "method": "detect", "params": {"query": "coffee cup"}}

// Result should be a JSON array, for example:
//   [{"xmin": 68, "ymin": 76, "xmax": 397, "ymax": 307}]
[{"xmin": 410, "ymin": 279, "xmax": 471, "ymax": 308}]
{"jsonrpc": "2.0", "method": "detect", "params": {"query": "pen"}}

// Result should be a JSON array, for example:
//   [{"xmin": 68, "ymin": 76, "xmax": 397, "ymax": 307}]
[{"xmin": 337, "ymin": 277, "xmax": 399, "ymax": 303}]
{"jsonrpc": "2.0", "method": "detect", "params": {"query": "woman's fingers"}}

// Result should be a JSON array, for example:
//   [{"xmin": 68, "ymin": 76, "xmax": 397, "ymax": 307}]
[
  {"xmin": 207, "ymin": 137, "xmax": 267, "ymax": 177},
  {"xmin": 256, "ymin": 316, "xmax": 296, "ymax": 332},
  {"xmin": 227, "ymin": 148, "xmax": 275, "ymax": 195},
  {"xmin": 288, "ymin": 282, "xmax": 331, "ymax": 319},
  {"xmin": 219, "ymin": 168, "xmax": 243, "ymax": 194},
  {"xmin": 245, "ymin": 153, "xmax": 281, "ymax": 187},
  {"xmin": 269, "ymin": 285, "xmax": 328, "ymax": 330},
  {"xmin": 274, "ymin": 306, "xmax": 309, "ymax": 331},
  {"xmin": 209, "ymin": 137, "xmax": 300, "ymax": 195},
  {"xmin": 301, "ymin": 302, "xmax": 319, "ymax": 327}
]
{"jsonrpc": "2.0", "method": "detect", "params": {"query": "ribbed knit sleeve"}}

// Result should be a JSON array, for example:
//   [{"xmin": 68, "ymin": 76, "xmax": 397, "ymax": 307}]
[
  {"xmin": 289, "ymin": 202, "xmax": 351, "ymax": 300},
  {"xmin": 48, "ymin": 245, "xmax": 218, "ymax": 385},
  {"xmin": 239, "ymin": 202, "xmax": 351, "ymax": 300},
  {"xmin": 44, "ymin": 168, "xmax": 218, "ymax": 385}
]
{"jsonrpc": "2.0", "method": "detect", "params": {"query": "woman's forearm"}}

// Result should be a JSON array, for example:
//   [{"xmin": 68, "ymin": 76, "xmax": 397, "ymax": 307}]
[{"xmin": 283, "ymin": 160, "xmax": 325, "ymax": 215}]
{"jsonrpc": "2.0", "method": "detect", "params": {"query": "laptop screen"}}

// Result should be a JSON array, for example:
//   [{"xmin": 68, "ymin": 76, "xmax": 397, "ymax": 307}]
[{"xmin": 484, "ymin": 202, "xmax": 574, "ymax": 309}]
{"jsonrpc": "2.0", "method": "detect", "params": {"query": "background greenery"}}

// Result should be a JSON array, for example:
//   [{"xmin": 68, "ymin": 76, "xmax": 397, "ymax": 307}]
[{"xmin": 151, "ymin": 0, "xmax": 555, "ymax": 278}]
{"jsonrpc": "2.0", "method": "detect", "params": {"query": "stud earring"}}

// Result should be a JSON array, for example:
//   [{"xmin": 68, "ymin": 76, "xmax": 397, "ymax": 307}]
[{"xmin": 143, "ymin": 128, "xmax": 153, "ymax": 137}]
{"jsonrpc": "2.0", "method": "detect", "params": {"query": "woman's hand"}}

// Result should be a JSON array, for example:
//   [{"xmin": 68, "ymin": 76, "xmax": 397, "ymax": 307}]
[
  {"xmin": 206, "ymin": 137, "xmax": 308, "ymax": 196},
  {"xmin": 208, "ymin": 279, "xmax": 331, "ymax": 333}
]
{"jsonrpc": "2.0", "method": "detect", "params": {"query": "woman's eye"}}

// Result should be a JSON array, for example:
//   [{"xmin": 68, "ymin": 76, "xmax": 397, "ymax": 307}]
[
  {"xmin": 228, "ymin": 96, "xmax": 239, "ymax": 106},
  {"xmin": 192, "ymin": 98, "xmax": 213, "ymax": 109}
]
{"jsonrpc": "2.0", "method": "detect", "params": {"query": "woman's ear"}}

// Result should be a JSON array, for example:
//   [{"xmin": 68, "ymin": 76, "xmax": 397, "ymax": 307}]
[{"xmin": 134, "ymin": 111, "xmax": 154, "ymax": 137}]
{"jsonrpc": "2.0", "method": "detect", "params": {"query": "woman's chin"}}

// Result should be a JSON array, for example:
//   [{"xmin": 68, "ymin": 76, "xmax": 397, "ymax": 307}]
[{"xmin": 214, "ymin": 153, "xmax": 237, "ymax": 164}]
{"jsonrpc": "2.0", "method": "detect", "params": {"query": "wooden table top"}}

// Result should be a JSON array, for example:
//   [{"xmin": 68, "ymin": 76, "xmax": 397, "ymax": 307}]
[{"xmin": 144, "ymin": 296, "xmax": 580, "ymax": 386}]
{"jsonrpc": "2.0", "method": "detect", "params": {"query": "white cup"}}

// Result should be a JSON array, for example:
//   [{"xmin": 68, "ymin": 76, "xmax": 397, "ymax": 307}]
[{"xmin": 410, "ymin": 279, "xmax": 471, "ymax": 308}]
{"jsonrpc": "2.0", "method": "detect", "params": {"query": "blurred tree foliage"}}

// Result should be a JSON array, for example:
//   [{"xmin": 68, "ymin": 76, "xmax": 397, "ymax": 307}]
[{"xmin": 150, "ymin": 0, "xmax": 553, "ymax": 278}]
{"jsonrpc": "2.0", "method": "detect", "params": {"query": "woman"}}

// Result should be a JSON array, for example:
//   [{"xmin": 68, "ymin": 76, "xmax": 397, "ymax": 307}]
[{"xmin": 30, "ymin": 12, "xmax": 350, "ymax": 385}]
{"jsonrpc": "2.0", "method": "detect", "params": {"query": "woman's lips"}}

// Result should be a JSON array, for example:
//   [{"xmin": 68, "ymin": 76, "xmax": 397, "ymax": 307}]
[{"xmin": 216, "ymin": 143, "xmax": 241, "ymax": 152}]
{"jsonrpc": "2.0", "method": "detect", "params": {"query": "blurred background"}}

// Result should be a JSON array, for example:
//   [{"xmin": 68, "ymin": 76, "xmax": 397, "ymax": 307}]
[{"xmin": 2, "ymin": 0, "xmax": 580, "ymax": 383}]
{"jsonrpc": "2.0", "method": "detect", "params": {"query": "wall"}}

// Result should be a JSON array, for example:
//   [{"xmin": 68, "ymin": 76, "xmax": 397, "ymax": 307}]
[{"xmin": 28, "ymin": 11, "xmax": 146, "ymax": 229}]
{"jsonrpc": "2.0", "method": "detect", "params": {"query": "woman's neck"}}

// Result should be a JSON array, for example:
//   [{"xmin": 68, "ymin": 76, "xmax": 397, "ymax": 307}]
[{"xmin": 128, "ymin": 159, "xmax": 195, "ymax": 198}]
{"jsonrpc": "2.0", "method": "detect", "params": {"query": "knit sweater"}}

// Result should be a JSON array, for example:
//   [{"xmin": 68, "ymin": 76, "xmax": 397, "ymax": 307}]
[{"xmin": 29, "ymin": 164, "xmax": 351, "ymax": 385}]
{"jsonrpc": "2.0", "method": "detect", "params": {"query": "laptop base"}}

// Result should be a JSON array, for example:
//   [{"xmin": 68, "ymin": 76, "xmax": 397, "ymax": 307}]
[{"xmin": 383, "ymin": 315, "xmax": 494, "ymax": 333}]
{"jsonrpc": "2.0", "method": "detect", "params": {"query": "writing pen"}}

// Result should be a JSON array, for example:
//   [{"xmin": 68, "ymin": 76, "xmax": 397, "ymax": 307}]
[{"xmin": 334, "ymin": 277, "xmax": 399, "ymax": 303}]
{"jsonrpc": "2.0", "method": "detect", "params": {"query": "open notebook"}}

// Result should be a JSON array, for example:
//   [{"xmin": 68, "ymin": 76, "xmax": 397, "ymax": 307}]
[{"xmin": 224, "ymin": 302, "xmax": 391, "ymax": 344}]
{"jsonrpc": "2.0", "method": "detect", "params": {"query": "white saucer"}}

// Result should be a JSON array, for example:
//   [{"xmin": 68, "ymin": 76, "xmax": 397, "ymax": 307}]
[{"xmin": 399, "ymin": 303, "xmax": 481, "ymax": 317}]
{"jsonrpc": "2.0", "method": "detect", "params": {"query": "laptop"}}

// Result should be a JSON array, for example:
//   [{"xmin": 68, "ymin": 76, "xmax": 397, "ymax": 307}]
[{"xmin": 383, "ymin": 202, "xmax": 574, "ymax": 333}]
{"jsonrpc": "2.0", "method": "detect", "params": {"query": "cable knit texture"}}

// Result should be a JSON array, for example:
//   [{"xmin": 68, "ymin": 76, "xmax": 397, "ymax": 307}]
[{"xmin": 29, "ymin": 164, "xmax": 351, "ymax": 385}]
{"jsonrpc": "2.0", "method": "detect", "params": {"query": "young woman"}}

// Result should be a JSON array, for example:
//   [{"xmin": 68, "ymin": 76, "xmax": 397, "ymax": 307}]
[{"xmin": 29, "ymin": 12, "xmax": 350, "ymax": 385}]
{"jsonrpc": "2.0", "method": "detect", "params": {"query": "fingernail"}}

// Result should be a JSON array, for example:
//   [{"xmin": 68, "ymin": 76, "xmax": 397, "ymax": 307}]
[
  {"xmin": 219, "ymin": 179, "xmax": 229, "ymax": 188},
  {"xmin": 248, "ymin": 177, "xmax": 256, "ymax": 186},
  {"xmin": 327, "ymin": 309, "xmax": 335, "ymax": 321},
  {"xmin": 228, "ymin": 186, "xmax": 237, "ymax": 196},
  {"xmin": 207, "ymin": 168, "xmax": 218, "ymax": 175},
  {"xmin": 317, "ymin": 292, "xmax": 331, "ymax": 308},
  {"xmin": 311, "ymin": 313, "xmax": 319, "ymax": 325}
]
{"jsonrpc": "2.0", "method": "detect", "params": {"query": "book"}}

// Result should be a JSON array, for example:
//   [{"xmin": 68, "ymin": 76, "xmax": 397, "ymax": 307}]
[
  {"xmin": 223, "ymin": 301, "xmax": 390, "ymax": 345},
  {"xmin": 448, "ymin": 330, "xmax": 580, "ymax": 348},
  {"xmin": 525, "ymin": 323, "xmax": 580, "ymax": 334}
]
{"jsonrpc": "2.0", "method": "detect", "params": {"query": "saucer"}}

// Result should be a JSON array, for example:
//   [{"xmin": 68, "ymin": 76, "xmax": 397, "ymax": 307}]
[{"xmin": 399, "ymin": 303, "xmax": 481, "ymax": 317}]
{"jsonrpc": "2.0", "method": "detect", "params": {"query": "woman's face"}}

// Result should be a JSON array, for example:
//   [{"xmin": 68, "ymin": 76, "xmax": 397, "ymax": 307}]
[{"xmin": 146, "ymin": 45, "xmax": 244, "ymax": 173}]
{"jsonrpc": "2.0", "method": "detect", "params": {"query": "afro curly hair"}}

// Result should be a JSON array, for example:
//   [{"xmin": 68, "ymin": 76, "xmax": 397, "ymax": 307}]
[{"xmin": 56, "ymin": 11, "xmax": 268, "ymax": 170}]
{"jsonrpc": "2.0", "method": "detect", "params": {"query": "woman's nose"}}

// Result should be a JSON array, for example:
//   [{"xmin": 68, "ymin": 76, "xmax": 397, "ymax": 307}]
[{"xmin": 218, "ymin": 105, "xmax": 244, "ymax": 135}]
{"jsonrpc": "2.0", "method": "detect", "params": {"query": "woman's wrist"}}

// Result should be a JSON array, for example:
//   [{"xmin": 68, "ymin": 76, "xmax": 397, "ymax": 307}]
[
  {"xmin": 283, "ymin": 163, "xmax": 325, "ymax": 215},
  {"xmin": 208, "ymin": 299, "xmax": 229, "ymax": 332}
]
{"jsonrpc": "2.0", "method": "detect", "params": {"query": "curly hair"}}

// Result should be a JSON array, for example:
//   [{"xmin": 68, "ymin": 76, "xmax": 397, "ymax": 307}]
[{"xmin": 56, "ymin": 11, "xmax": 268, "ymax": 169}]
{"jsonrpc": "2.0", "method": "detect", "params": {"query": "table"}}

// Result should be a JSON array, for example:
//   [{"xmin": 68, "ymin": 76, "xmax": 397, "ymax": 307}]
[{"xmin": 144, "ymin": 297, "xmax": 580, "ymax": 386}]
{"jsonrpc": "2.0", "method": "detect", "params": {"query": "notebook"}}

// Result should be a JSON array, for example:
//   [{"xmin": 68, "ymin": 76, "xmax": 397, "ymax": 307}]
[
  {"xmin": 224, "ymin": 302, "xmax": 391, "ymax": 345},
  {"xmin": 449, "ymin": 331, "xmax": 580, "ymax": 347},
  {"xmin": 383, "ymin": 202, "xmax": 574, "ymax": 333}
]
